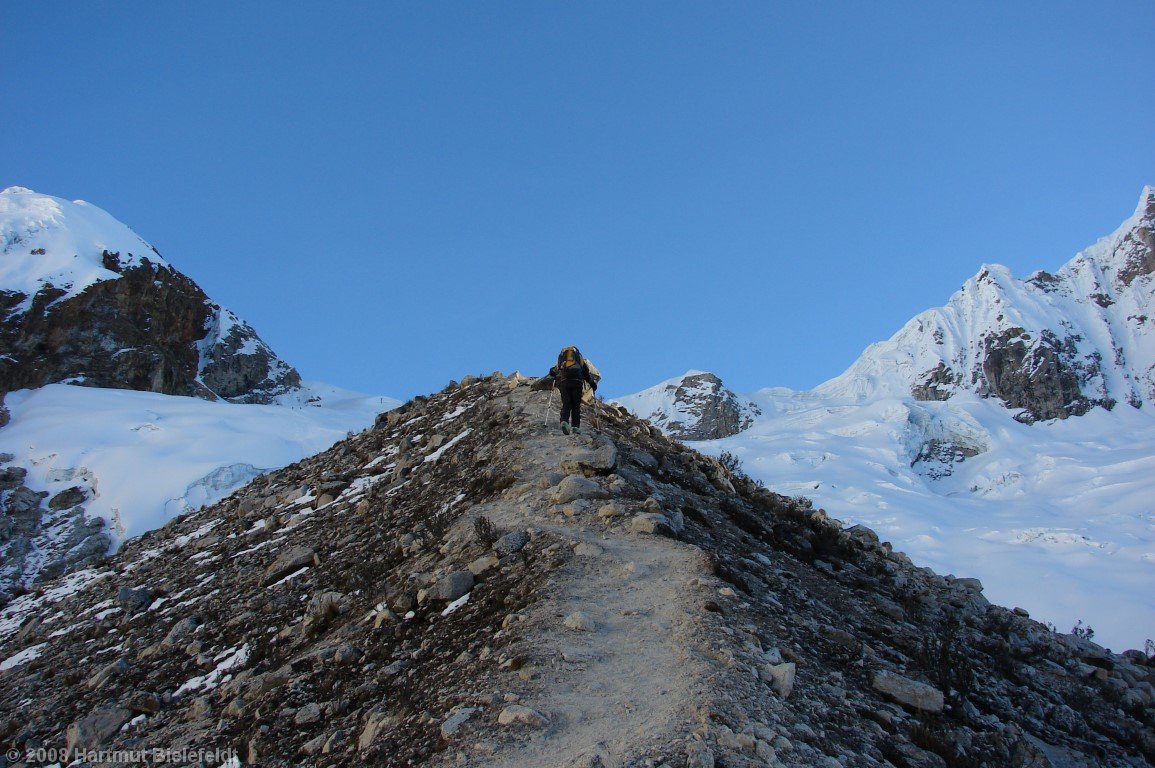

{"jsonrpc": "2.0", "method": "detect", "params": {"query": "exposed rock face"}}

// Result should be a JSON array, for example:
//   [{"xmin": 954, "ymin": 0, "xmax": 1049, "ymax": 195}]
[
  {"xmin": 0, "ymin": 373, "xmax": 1149, "ymax": 767},
  {"xmin": 0, "ymin": 256, "xmax": 299, "ymax": 403},
  {"xmin": 615, "ymin": 371, "xmax": 761, "ymax": 440},
  {"xmin": 978, "ymin": 327, "xmax": 1103, "ymax": 421},
  {"xmin": 0, "ymin": 457, "xmax": 112, "ymax": 603},
  {"xmin": 0, "ymin": 187, "xmax": 300, "ymax": 403}
]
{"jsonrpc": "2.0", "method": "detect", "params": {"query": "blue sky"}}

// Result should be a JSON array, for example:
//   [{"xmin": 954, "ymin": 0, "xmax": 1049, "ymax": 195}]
[{"xmin": 3, "ymin": 2, "xmax": 1153, "ymax": 400}]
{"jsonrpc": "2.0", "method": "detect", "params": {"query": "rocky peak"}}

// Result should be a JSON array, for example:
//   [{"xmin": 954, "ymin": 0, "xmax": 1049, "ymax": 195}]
[
  {"xmin": 822, "ymin": 186, "xmax": 1155, "ymax": 422},
  {"xmin": 2, "ymin": 373, "xmax": 1148, "ymax": 767},
  {"xmin": 614, "ymin": 370, "xmax": 761, "ymax": 440},
  {"xmin": 0, "ymin": 187, "xmax": 300, "ymax": 403}
]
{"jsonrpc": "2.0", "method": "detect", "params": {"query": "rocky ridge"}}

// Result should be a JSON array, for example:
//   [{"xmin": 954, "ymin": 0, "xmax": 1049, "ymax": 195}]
[{"xmin": 0, "ymin": 373, "xmax": 1151, "ymax": 767}]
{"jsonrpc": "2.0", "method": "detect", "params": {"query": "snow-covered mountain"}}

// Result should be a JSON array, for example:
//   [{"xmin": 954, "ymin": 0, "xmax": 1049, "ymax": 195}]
[
  {"xmin": 823, "ymin": 185, "xmax": 1155, "ymax": 420},
  {"xmin": 620, "ymin": 186, "xmax": 1155, "ymax": 653},
  {"xmin": 614, "ymin": 370, "xmax": 761, "ymax": 440},
  {"xmin": 0, "ymin": 186, "xmax": 303, "ymax": 403},
  {"xmin": 0, "ymin": 188, "xmax": 399, "ymax": 600}
]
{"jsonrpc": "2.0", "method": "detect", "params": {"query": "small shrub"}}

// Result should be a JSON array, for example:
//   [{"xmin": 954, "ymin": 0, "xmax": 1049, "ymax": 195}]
[
  {"xmin": 473, "ymin": 515, "xmax": 499, "ymax": 546},
  {"xmin": 719, "ymin": 450, "xmax": 743, "ymax": 475},
  {"xmin": 916, "ymin": 620, "xmax": 974, "ymax": 704},
  {"xmin": 1071, "ymin": 620, "xmax": 1095, "ymax": 641}
]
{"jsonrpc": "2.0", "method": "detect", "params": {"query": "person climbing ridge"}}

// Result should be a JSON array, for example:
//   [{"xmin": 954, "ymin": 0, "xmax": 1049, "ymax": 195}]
[{"xmin": 548, "ymin": 345, "xmax": 597, "ymax": 434}]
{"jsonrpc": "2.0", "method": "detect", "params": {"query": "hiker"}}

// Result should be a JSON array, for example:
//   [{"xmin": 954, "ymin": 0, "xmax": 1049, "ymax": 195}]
[{"xmin": 549, "ymin": 346, "xmax": 597, "ymax": 434}]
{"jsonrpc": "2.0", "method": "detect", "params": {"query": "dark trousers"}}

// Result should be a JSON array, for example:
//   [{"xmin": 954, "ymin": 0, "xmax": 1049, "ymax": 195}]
[{"xmin": 559, "ymin": 382, "xmax": 584, "ymax": 427}]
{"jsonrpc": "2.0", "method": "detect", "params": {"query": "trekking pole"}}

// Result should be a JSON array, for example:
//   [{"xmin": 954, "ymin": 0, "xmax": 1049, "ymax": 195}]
[{"xmin": 542, "ymin": 388, "xmax": 555, "ymax": 425}]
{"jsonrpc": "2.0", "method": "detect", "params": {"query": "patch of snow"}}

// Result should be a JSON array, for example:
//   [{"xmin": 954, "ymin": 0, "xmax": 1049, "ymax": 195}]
[
  {"xmin": 425, "ymin": 429, "xmax": 473, "ymax": 463},
  {"xmin": 0, "ymin": 642, "xmax": 48, "ymax": 671},
  {"xmin": 441, "ymin": 592, "xmax": 470, "ymax": 616}
]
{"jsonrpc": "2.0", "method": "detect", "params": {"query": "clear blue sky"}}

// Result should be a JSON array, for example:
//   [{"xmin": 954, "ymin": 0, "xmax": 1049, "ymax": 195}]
[{"xmin": 3, "ymin": 2, "xmax": 1153, "ymax": 400}]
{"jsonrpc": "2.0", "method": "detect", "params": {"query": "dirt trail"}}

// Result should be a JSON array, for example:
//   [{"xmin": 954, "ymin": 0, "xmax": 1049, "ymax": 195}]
[{"xmin": 461, "ymin": 388, "xmax": 724, "ymax": 767}]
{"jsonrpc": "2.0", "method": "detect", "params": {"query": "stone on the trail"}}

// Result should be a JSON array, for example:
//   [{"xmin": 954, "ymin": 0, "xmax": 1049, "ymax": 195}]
[
  {"xmin": 262, "ymin": 545, "xmax": 318, "ymax": 586},
  {"xmin": 437, "ymin": 570, "xmax": 475, "ymax": 601},
  {"xmin": 559, "ymin": 440, "xmax": 618, "ymax": 477},
  {"xmin": 574, "ymin": 541, "xmax": 604, "ymax": 557},
  {"xmin": 498, "ymin": 704, "xmax": 549, "ymax": 728},
  {"xmin": 872, "ymin": 671, "xmax": 945, "ymax": 713},
  {"xmin": 760, "ymin": 661, "xmax": 796, "ymax": 698},
  {"xmin": 596, "ymin": 502, "xmax": 626, "ymax": 520},
  {"xmin": 561, "ymin": 500, "xmax": 592, "ymax": 518},
  {"xmin": 564, "ymin": 611, "xmax": 597, "ymax": 632},
  {"xmin": 553, "ymin": 475, "xmax": 611, "ymax": 505},
  {"xmin": 493, "ymin": 530, "xmax": 529, "ymax": 557},
  {"xmin": 630, "ymin": 513, "xmax": 673, "ymax": 536}
]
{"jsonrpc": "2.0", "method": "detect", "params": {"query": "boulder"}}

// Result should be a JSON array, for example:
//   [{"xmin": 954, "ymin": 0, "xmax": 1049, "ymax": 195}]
[
  {"xmin": 872, "ymin": 671, "xmax": 945, "ymax": 713},
  {"xmin": 498, "ymin": 705, "xmax": 549, "ymax": 728},
  {"xmin": 440, "ymin": 707, "xmax": 477, "ymax": 739},
  {"xmin": 262, "ymin": 546, "xmax": 318, "ymax": 586},
  {"xmin": 116, "ymin": 585, "xmax": 154, "ymax": 613},
  {"xmin": 559, "ymin": 440, "xmax": 619, "ymax": 477},
  {"xmin": 553, "ymin": 475, "xmax": 611, "ymax": 505},
  {"xmin": 65, "ymin": 706, "xmax": 133, "ymax": 752},
  {"xmin": 493, "ymin": 531, "xmax": 529, "ymax": 557},
  {"xmin": 630, "ymin": 513, "xmax": 673, "ymax": 536},
  {"xmin": 295, "ymin": 702, "xmax": 323, "ymax": 726},
  {"xmin": 437, "ymin": 571, "xmax": 475, "ymax": 602},
  {"xmin": 358, "ymin": 708, "xmax": 396, "ymax": 750},
  {"xmin": 760, "ymin": 662, "xmax": 796, "ymax": 698}
]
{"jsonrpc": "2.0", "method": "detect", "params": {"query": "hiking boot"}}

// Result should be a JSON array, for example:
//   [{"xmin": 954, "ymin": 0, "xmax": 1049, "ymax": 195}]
[
  {"xmin": 560, "ymin": 422, "xmax": 571, "ymax": 435},
  {"xmin": 572, "ymin": 425, "xmax": 582, "ymax": 435}
]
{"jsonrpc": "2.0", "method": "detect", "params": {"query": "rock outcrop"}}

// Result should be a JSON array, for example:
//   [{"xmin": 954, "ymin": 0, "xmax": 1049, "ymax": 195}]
[
  {"xmin": 1, "ymin": 373, "xmax": 1150, "ymax": 767},
  {"xmin": 615, "ymin": 371, "xmax": 761, "ymax": 440}
]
